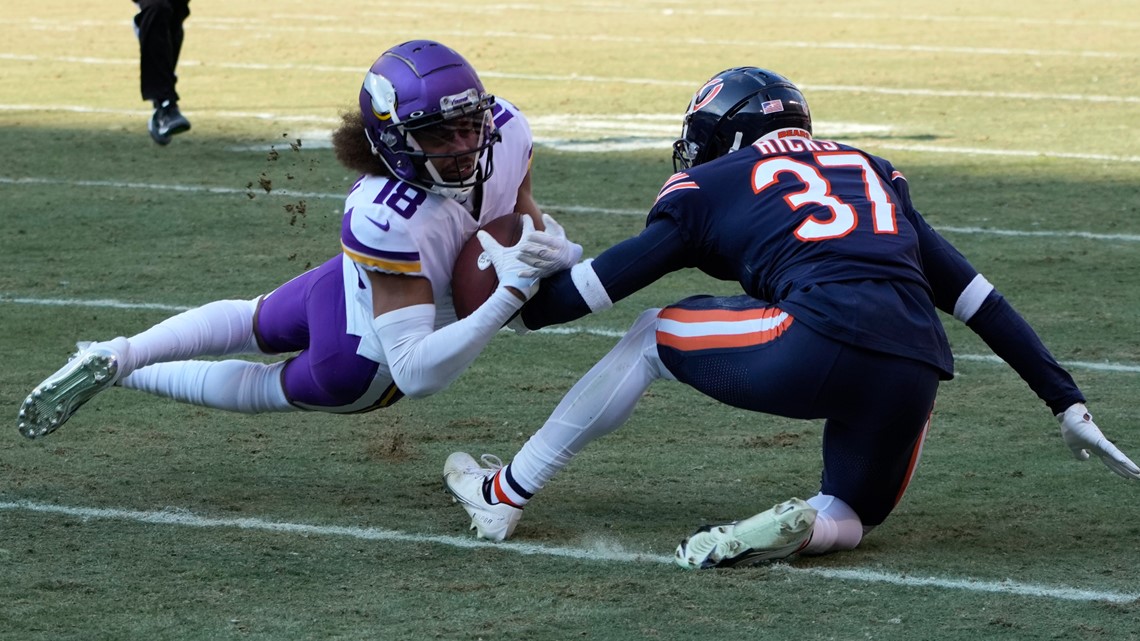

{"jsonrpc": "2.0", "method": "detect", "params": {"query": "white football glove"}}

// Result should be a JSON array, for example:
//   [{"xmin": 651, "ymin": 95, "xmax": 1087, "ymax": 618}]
[
  {"xmin": 518, "ymin": 213, "xmax": 583, "ymax": 277},
  {"xmin": 1056, "ymin": 403, "xmax": 1140, "ymax": 480},
  {"xmin": 477, "ymin": 215, "xmax": 541, "ymax": 300}
]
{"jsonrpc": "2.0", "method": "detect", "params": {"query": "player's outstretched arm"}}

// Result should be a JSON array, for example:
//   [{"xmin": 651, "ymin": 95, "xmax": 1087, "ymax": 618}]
[
  {"xmin": 520, "ymin": 218, "xmax": 689, "ymax": 330},
  {"xmin": 1057, "ymin": 403, "xmax": 1140, "ymax": 480},
  {"xmin": 908, "ymin": 214, "xmax": 1087, "ymax": 413}
]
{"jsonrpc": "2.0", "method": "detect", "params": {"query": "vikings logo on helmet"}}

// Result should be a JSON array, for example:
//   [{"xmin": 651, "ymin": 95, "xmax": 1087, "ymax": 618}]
[{"xmin": 363, "ymin": 73, "xmax": 397, "ymax": 123}]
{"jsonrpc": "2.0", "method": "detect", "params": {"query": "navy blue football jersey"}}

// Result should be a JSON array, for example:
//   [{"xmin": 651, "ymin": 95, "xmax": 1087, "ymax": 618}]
[
  {"xmin": 646, "ymin": 136, "xmax": 953, "ymax": 376},
  {"xmin": 522, "ymin": 133, "xmax": 1085, "ymax": 412}
]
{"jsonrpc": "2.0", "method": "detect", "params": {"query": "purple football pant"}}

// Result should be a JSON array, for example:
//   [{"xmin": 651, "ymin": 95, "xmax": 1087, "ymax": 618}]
[
  {"xmin": 254, "ymin": 256, "xmax": 402, "ymax": 413},
  {"xmin": 655, "ymin": 294, "xmax": 939, "ymax": 527}
]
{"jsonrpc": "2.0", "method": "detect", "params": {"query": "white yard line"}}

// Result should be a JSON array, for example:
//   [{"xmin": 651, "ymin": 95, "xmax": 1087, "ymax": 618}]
[
  {"xmin": 2, "ymin": 55, "xmax": 1139, "ymax": 104},
  {"xmin": 0, "ymin": 295, "xmax": 193, "ymax": 313},
  {"xmin": 3, "ymin": 295, "xmax": 1139, "ymax": 374},
  {"xmin": 5, "ymin": 176, "xmax": 1140, "ymax": 241},
  {"xmin": 876, "ymin": 143, "xmax": 1140, "ymax": 164},
  {"xmin": 2, "ymin": 18, "xmax": 1135, "ymax": 59},
  {"xmin": 6, "ymin": 9, "xmax": 1140, "ymax": 29},
  {"xmin": 0, "ymin": 499, "xmax": 1135, "ymax": 604},
  {"xmin": 5, "ymin": 101, "xmax": 1140, "ymax": 160}
]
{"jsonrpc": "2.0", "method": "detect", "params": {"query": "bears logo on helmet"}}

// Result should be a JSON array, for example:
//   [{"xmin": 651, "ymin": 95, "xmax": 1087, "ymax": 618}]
[
  {"xmin": 673, "ymin": 67, "xmax": 812, "ymax": 171},
  {"xmin": 691, "ymin": 78, "xmax": 724, "ymax": 112}
]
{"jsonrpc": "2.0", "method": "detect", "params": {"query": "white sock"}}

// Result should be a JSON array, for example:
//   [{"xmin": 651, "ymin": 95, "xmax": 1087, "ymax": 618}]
[
  {"xmin": 121, "ymin": 360, "xmax": 293, "ymax": 412},
  {"xmin": 801, "ymin": 493, "xmax": 864, "ymax": 555},
  {"xmin": 508, "ymin": 309, "xmax": 671, "ymax": 493},
  {"xmin": 111, "ymin": 298, "xmax": 263, "ymax": 376}
]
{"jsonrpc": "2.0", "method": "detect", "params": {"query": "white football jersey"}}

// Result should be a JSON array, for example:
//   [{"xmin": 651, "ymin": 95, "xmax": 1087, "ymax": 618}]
[{"xmin": 338, "ymin": 98, "xmax": 533, "ymax": 364}]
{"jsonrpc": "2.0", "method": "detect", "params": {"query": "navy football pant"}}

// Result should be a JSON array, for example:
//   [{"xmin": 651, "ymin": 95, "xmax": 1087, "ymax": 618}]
[{"xmin": 656, "ymin": 294, "xmax": 940, "ymax": 526}]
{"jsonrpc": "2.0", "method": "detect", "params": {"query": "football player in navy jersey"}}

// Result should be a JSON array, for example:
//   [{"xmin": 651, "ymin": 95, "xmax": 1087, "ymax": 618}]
[
  {"xmin": 18, "ymin": 41, "xmax": 578, "ymax": 439},
  {"xmin": 444, "ymin": 67, "xmax": 1139, "ymax": 568}
]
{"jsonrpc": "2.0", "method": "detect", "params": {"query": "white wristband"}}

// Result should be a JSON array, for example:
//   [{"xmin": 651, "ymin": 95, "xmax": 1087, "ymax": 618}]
[
  {"xmin": 953, "ymin": 273, "xmax": 994, "ymax": 322},
  {"xmin": 570, "ymin": 259, "xmax": 613, "ymax": 313}
]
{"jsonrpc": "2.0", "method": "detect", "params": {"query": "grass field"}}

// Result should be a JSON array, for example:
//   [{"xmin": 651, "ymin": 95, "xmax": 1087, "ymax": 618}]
[{"xmin": 2, "ymin": 1, "xmax": 1140, "ymax": 639}]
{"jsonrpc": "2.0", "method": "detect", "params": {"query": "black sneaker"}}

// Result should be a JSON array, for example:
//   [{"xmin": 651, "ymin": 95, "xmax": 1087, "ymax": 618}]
[{"xmin": 148, "ymin": 100, "xmax": 191, "ymax": 145}]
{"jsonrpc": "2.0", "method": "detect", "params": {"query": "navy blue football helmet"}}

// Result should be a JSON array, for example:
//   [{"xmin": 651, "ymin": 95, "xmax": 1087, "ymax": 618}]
[
  {"xmin": 359, "ymin": 40, "xmax": 501, "ymax": 198},
  {"xmin": 673, "ymin": 67, "xmax": 812, "ymax": 171}
]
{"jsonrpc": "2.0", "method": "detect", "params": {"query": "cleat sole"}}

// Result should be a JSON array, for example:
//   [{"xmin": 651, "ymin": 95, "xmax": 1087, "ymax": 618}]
[{"xmin": 18, "ymin": 350, "xmax": 119, "ymax": 439}]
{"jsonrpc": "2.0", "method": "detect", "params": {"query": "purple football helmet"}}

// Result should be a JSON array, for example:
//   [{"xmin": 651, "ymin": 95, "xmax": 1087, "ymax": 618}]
[{"xmin": 359, "ymin": 40, "xmax": 501, "ymax": 198}]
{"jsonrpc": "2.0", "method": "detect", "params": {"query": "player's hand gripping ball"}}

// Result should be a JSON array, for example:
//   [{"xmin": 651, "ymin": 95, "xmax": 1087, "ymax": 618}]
[{"xmin": 451, "ymin": 213, "xmax": 525, "ymax": 319}]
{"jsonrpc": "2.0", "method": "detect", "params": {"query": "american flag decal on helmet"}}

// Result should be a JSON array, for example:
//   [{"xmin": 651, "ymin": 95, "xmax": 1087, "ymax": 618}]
[
  {"xmin": 655, "ymin": 172, "xmax": 699, "ymax": 203},
  {"xmin": 761, "ymin": 99, "xmax": 784, "ymax": 114}
]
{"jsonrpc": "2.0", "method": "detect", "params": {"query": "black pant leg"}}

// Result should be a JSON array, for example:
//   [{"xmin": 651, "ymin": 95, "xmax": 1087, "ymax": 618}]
[{"xmin": 135, "ymin": 0, "xmax": 190, "ymax": 104}]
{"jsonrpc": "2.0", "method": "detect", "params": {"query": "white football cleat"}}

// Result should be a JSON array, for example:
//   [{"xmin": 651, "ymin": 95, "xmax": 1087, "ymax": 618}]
[
  {"xmin": 18, "ymin": 339, "xmax": 128, "ymax": 439},
  {"xmin": 675, "ymin": 498, "xmax": 817, "ymax": 569},
  {"xmin": 443, "ymin": 452, "xmax": 523, "ymax": 542}
]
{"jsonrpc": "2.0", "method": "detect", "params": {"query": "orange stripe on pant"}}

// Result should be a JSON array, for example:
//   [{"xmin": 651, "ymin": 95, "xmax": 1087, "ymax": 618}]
[
  {"xmin": 655, "ymin": 307, "xmax": 794, "ymax": 351},
  {"xmin": 657, "ymin": 306, "xmax": 788, "ymax": 324},
  {"xmin": 893, "ymin": 410, "xmax": 932, "ymax": 507}
]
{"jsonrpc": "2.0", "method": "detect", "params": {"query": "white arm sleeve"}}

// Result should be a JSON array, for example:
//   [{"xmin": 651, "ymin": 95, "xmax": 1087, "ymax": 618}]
[{"xmin": 373, "ymin": 287, "xmax": 523, "ymax": 398}]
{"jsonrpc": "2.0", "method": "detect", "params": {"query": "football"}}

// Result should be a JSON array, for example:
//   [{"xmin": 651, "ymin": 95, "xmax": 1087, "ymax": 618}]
[{"xmin": 451, "ymin": 213, "xmax": 525, "ymax": 319}]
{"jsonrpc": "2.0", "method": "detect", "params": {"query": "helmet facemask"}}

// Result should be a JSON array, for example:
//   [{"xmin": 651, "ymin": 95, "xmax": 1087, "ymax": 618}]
[
  {"xmin": 671, "ymin": 121, "xmax": 701, "ymax": 171},
  {"xmin": 403, "ymin": 99, "xmax": 501, "ymax": 198}
]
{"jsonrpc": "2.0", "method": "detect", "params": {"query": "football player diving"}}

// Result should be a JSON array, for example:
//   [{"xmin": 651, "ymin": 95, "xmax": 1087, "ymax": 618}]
[
  {"xmin": 19, "ymin": 40, "xmax": 579, "ymax": 437},
  {"xmin": 444, "ymin": 67, "xmax": 1140, "ymax": 568}
]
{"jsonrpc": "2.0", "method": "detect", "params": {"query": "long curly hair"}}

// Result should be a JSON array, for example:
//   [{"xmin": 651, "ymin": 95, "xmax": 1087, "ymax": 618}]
[{"xmin": 332, "ymin": 109, "xmax": 391, "ymax": 177}]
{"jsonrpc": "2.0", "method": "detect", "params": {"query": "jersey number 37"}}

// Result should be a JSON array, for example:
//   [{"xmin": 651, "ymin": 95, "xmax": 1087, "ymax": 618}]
[{"xmin": 752, "ymin": 153, "xmax": 898, "ymax": 242}]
